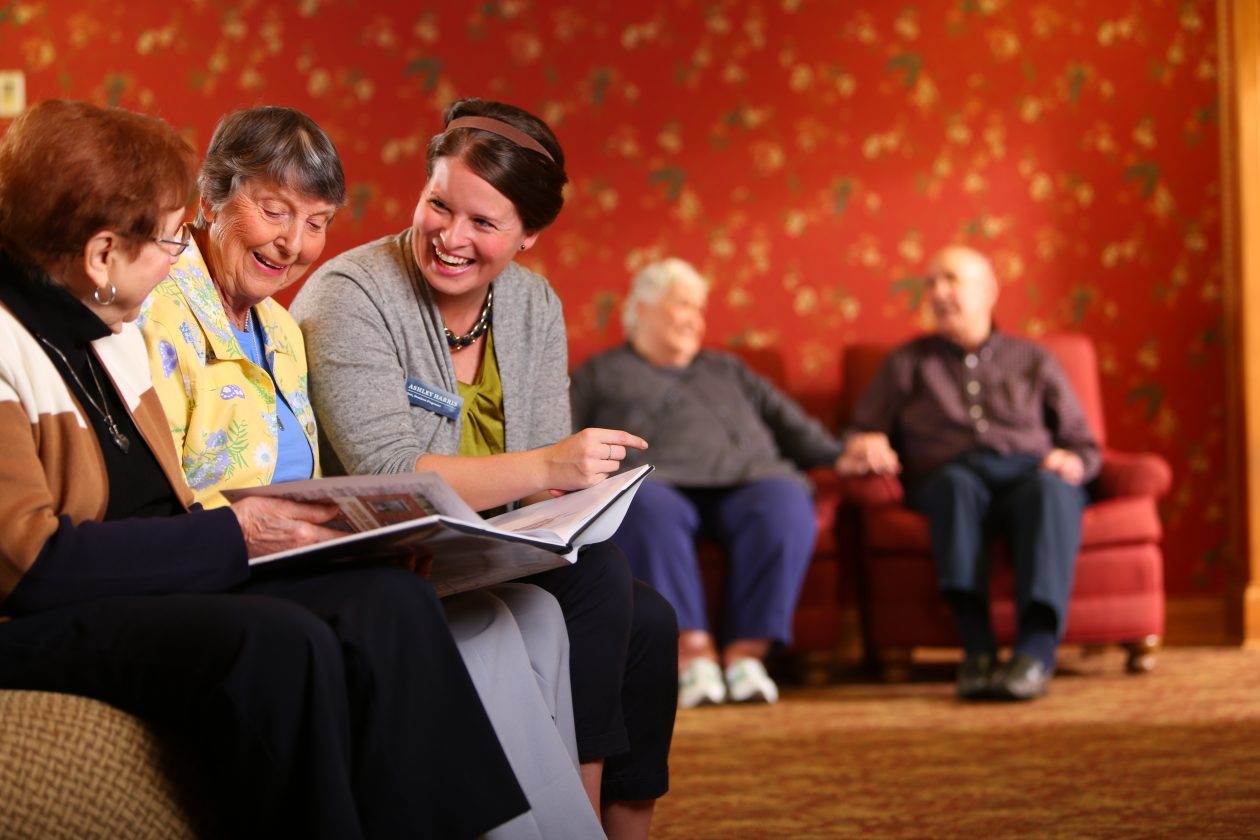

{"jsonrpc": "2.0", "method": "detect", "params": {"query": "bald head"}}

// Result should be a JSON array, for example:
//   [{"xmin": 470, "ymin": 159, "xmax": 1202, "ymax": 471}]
[{"xmin": 925, "ymin": 245, "xmax": 998, "ymax": 349}]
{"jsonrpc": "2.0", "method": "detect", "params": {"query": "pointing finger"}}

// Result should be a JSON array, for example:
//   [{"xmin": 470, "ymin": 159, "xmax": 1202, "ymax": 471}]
[{"xmin": 603, "ymin": 429, "xmax": 649, "ymax": 450}]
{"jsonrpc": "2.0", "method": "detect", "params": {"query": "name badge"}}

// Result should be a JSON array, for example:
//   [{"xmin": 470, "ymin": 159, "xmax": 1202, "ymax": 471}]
[{"xmin": 405, "ymin": 378, "xmax": 463, "ymax": 420}]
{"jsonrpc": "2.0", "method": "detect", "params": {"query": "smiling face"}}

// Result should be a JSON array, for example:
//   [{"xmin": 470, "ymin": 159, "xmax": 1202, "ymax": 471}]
[
  {"xmin": 202, "ymin": 179, "xmax": 336, "ymax": 320},
  {"xmin": 924, "ymin": 246, "xmax": 997, "ymax": 348},
  {"xmin": 410, "ymin": 156, "xmax": 537, "ymax": 310},
  {"xmin": 631, "ymin": 279, "xmax": 708, "ymax": 368}
]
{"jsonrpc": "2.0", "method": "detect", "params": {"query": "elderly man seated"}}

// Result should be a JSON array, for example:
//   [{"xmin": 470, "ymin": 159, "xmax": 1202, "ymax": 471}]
[
  {"xmin": 572, "ymin": 258, "xmax": 845, "ymax": 708},
  {"xmin": 839, "ymin": 245, "xmax": 1099, "ymax": 701}
]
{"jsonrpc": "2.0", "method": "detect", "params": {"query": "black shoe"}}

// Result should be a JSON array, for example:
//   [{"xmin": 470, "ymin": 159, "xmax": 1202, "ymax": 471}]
[
  {"xmin": 994, "ymin": 652, "xmax": 1051, "ymax": 701},
  {"xmin": 955, "ymin": 652, "xmax": 998, "ymax": 700}
]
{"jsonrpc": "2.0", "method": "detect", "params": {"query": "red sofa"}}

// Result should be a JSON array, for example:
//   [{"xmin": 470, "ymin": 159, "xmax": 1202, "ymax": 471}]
[{"xmin": 838, "ymin": 334, "xmax": 1172, "ymax": 677}]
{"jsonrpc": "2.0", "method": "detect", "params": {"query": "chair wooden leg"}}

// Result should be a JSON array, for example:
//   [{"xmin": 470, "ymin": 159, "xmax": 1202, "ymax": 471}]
[
  {"xmin": 1124, "ymin": 635, "xmax": 1160, "ymax": 674},
  {"xmin": 877, "ymin": 647, "xmax": 913, "ymax": 682}
]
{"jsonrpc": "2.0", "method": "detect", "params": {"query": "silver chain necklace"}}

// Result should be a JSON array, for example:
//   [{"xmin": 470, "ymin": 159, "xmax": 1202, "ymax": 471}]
[{"xmin": 36, "ymin": 335, "xmax": 131, "ymax": 453}]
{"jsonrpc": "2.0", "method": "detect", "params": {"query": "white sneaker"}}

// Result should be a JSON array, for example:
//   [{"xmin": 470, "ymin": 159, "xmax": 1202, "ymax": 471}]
[
  {"xmin": 678, "ymin": 658, "xmax": 726, "ymax": 709},
  {"xmin": 724, "ymin": 658, "xmax": 779, "ymax": 704}
]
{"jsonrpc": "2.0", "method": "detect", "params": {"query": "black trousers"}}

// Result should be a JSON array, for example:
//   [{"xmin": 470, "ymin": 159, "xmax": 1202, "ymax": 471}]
[
  {"xmin": 0, "ymin": 565, "xmax": 527, "ymax": 840},
  {"xmin": 908, "ymin": 450, "xmax": 1089, "ymax": 630},
  {"xmin": 525, "ymin": 541, "xmax": 678, "ymax": 802}
]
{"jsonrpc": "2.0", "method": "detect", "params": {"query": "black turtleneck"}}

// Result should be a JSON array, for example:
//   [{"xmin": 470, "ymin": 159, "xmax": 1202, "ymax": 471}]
[
  {"xmin": 0, "ymin": 251, "xmax": 183, "ymax": 520},
  {"xmin": 0, "ymin": 249, "xmax": 248, "ymax": 616}
]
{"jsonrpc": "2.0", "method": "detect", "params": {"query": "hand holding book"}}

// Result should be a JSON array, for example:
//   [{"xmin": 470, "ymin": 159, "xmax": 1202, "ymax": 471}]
[{"xmin": 229, "ymin": 496, "xmax": 345, "ymax": 558}]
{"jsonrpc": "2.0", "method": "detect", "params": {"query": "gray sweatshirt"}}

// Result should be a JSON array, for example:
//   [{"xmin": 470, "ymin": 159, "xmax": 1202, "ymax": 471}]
[
  {"xmin": 289, "ymin": 230, "xmax": 571, "ymax": 476},
  {"xmin": 571, "ymin": 344, "xmax": 844, "ymax": 489}
]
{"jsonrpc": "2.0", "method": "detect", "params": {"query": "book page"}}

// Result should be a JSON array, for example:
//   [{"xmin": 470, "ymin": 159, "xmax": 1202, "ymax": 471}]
[
  {"xmin": 485, "ymin": 464, "xmax": 652, "ymax": 544},
  {"xmin": 223, "ymin": 472, "xmax": 483, "ymax": 533}
]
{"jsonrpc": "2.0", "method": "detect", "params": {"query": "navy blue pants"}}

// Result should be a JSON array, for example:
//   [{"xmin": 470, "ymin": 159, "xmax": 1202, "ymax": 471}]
[
  {"xmin": 612, "ymin": 477, "xmax": 816, "ymax": 646},
  {"xmin": 908, "ymin": 451, "xmax": 1088, "ymax": 634}
]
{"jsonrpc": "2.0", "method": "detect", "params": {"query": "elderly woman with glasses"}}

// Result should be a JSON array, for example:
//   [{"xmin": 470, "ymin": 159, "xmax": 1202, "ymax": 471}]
[{"xmin": 139, "ymin": 105, "xmax": 602, "ymax": 838}]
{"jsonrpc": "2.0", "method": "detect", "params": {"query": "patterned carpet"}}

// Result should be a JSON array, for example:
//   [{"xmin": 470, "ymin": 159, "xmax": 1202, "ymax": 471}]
[{"xmin": 653, "ymin": 648, "xmax": 1260, "ymax": 839}]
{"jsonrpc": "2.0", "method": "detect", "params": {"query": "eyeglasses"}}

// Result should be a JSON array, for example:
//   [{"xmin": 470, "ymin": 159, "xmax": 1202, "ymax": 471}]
[{"xmin": 155, "ymin": 224, "xmax": 192, "ymax": 257}]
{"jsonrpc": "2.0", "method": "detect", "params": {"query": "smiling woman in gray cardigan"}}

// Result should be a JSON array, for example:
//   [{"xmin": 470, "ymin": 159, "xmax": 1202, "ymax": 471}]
[
  {"xmin": 293, "ymin": 228, "xmax": 570, "ymax": 474},
  {"xmin": 291, "ymin": 98, "xmax": 677, "ymax": 840}
]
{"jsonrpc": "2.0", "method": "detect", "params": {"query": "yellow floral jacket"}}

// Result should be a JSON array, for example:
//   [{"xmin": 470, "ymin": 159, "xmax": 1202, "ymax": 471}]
[{"xmin": 138, "ymin": 240, "xmax": 320, "ymax": 508}]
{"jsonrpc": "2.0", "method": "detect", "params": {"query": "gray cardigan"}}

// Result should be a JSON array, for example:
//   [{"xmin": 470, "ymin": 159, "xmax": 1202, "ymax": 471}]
[{"xmin": 290, "ymin": 230, "xmax": 571, "ymax": 476}]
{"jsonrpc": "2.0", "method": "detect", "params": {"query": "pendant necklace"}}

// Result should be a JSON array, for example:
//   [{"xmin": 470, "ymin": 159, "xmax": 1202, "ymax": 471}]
[{"xmin": 36, "ymin": 335, "xmax": 131, "ymax": 453}]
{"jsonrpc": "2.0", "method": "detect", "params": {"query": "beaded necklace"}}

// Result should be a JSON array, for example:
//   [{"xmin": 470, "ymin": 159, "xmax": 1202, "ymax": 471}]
[{"xmin": 444, "ymin": 286, "xmax": 493, "ymax": 350}]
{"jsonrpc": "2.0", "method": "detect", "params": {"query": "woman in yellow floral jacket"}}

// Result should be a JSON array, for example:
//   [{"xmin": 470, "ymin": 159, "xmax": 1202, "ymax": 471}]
[
  {"xmin": 139, "ymin": 104, "xmax": 606, "ymax": 839},
  {"xmin": 142, "ymin": 239, "xmax": 319, "ymax": 507},
  {"xmin": 140, "ymin": 106, "xmax": 331, "ymax": 508}
]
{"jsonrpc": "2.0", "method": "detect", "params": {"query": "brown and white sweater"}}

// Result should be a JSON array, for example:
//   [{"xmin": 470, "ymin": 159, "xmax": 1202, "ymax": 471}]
[{"xmin": 0, "ymin": 259, "xmax": 247, "ymax": 617}]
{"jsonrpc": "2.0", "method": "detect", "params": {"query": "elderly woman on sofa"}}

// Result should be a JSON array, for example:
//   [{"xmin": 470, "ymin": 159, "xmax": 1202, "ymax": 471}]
[
  {"xmin": 0, "ymin": 100, "xmax": 527, "ymax": 839},
  {"xmin": 139, "ymin": 105, "xmax": 600, "ymax": 838}
]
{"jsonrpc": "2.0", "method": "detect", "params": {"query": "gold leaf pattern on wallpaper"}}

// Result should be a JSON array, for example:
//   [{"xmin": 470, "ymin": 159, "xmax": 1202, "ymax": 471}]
[{"xmin": 0, "ymin": 0, "xmax": 1227, "ymax": 594}]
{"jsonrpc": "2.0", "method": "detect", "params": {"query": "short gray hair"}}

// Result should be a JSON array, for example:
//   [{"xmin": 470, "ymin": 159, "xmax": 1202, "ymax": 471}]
[
  {"xmin": 622, "ymin": 258, "xmax": 710, "ymax": 335},
  {"xmin": 195, "ymin": 106, "xmax": 346, "ymax": 227}
]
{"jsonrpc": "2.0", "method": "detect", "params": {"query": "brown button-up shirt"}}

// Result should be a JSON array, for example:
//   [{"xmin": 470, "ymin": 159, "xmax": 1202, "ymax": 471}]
[{"xmin": 849, "ymin": 331, "xmax": 1101, "ymax": 485}]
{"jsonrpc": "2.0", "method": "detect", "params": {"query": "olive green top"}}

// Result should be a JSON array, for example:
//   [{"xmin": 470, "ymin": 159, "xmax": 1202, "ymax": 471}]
[{"xmin": 457, "ymin": 329, "xmax": 507, "ymax": 457}]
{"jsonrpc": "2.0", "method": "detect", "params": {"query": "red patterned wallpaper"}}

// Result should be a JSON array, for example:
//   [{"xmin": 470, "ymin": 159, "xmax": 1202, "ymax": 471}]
[{"xmin": 1, "ymin": 1, "xmax": 1227, "ymax": 597}]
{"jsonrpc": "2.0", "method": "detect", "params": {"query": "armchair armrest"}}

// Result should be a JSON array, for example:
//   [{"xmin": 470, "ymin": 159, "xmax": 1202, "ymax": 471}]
[
  {"xmin": 837, "ymin": 474, "xmax": 905, "ymax": 508},
  {"xmin": 1095, "ymin": 449, "xmax": 1173, "ymax": 500},
  {"xmin": 808, "ymin": 468, "xmax": 843, "ymax": 506},
  {"xmin": 806, "ymin": 468, "xmax": 844, "ymax": 540}
]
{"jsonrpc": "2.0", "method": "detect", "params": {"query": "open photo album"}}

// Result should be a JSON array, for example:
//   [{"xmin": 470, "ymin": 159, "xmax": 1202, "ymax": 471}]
[{"xmin": 222, "ymin": 464, "xmax": 654, "ymax": 597}]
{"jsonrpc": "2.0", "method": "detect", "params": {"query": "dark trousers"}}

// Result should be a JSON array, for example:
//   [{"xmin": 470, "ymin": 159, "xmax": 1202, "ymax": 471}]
[
  {"xmin": 525, "ymin": 541, "xmax": 678, "ymax": 802},
  {"xmin": 908, "ymin": 451, "xmax": 1089, "ymax": 636},
  {"xmin": 612, "ymin": 477, "xmax": 817, "ymax": 645},
  {"xmin": 0, "ymin": 565, "xmax": 527, "ymax": 840}
]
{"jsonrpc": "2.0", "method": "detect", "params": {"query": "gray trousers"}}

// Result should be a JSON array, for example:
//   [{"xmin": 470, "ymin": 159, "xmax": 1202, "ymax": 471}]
[{"xmin": 445, "ymin": 584, "xmax": 603, "ymax": 839}]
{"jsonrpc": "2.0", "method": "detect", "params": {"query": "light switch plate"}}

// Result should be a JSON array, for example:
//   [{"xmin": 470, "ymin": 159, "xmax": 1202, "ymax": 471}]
[{"xmin": 0, "ymin": 71, "xmax": 27, "ymax": 118}]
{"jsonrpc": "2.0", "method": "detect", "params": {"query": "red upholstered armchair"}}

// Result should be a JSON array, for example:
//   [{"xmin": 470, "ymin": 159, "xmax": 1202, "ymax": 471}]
[{"xmin": 839, "ymin": 334, "xmax": 1171, "ymax": 677}]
